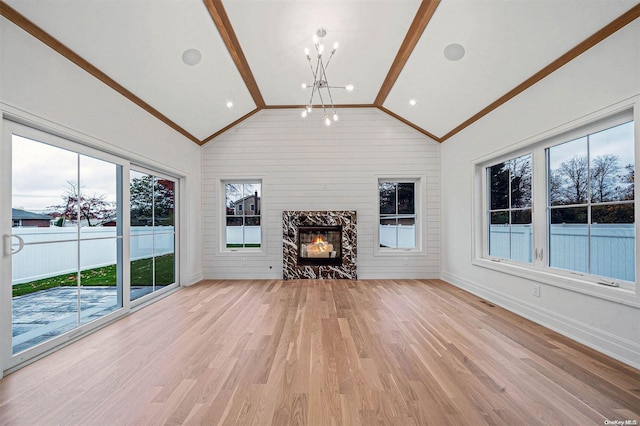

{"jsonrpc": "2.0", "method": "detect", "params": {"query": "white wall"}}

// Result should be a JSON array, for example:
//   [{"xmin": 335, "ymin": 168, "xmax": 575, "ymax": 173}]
[
  {"xmin": 441, "ymin": 20, "xmax": 640, "ymax": 368},
  {"xmin": 0, "ymin": 16, "xmax": 203, "ymax": 287},
  {"xmin": 202, "ymin": 108, "xmax": 440, "ymax": 279}
]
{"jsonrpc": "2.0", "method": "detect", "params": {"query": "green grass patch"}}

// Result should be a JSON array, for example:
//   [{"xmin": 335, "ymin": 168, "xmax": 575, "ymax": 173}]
[{"xmin": 13, "ymin": 253, "xmax": 175, "ymax": 297}]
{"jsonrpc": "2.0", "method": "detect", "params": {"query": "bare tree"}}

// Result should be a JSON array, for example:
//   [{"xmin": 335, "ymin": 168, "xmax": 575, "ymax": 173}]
[
  {"xmin": 49, "ymin": 181, "xmax": 115, "ymax": 227},
  {"xmin": 590, "ymin": 154, "xmax": 620, "ymax": 202},
  {"xmin": 558, "ymin": 156, "xmax": 589, "ymax": 204}
]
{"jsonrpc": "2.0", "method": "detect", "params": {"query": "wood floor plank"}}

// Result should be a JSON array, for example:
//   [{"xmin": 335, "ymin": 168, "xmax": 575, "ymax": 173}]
[{"xmin": 0, "ymin": 279, "xmax": 638, "ymax": 425}]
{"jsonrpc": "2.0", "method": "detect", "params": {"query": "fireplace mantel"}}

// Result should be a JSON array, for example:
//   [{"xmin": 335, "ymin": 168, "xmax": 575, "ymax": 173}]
[{"xmin": 282, "ymin": 210, "xmax": 357, "ymax": 279}]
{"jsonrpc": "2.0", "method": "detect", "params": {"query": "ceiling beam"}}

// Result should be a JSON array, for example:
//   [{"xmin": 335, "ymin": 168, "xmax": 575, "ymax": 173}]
[
  {"xmin": 378, "ymin": 106, "xmax": 441, "ymax": 142},
  {"xmin": 201, "ymin": 108, "xmax": 261, "ymax": 144},
  {"xmin": 0, "ymin": 2, "xmax": 201, "ymax": 145},
  {"xmin": 374, "ymin": 0, "xmax": 441, "ymax": 107},
  {"xmin": 439, "ymin": 3, "xmax": 640, "ymax": 142},
  {"xmin": 204, "ymin": 0, "xmax": 265, "ymax": 109}
]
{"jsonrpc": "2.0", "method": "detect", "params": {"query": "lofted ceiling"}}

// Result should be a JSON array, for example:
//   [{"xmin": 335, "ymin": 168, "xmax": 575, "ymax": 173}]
[{"xmin": 1, "ymin": 0, "xmax": 639, "ymax": 145}]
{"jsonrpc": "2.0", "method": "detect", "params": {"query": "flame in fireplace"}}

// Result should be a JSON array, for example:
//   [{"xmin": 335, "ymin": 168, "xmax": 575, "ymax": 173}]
[{"xmin": 308, "ymin": 235, "xmax": 332, "ymax": 253}]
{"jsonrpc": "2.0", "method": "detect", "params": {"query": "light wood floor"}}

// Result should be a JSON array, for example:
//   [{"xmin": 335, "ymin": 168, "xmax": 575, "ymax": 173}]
[{"xmin": 0, "ymin": 279, "xmax": 638, "ymax": 425}]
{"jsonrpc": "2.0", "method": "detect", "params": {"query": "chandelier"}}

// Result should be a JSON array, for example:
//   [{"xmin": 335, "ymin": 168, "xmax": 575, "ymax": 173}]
[{"xmin": 301, "ymin": 28, "xmax": 354, "ymax": 126}]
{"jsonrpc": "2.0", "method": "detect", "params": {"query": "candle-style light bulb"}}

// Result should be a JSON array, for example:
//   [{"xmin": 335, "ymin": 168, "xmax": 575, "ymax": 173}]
[
  {"xmin": 325, "ymin": 116, "xmax": 331, "ymax": 126},
  {"xmin": 301, "ymin": 110, "xmax": 307, "ymax": 118},
  {"xmin": 333, "ymin": 113, "xmax": 339, "ymax": 122}
]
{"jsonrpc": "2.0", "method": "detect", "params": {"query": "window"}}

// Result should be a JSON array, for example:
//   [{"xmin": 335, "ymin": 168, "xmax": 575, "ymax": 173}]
[
  {"xmin": 379, "ymin": 181, "xmax": 416, "ymax": 249},
  {"xmin": 477, "ymin": 109, "xmax": 635, "ymax": 292},
  {"xmin": 224, "ymin": 181, "xmax": 261, "ymax": 249},
  {"xmin": 130, "ymin": 169, "xmax": 177, "ymax": 301},
  {"xmin": 547, "ymin": 121, "xmax": 635, "ymax": 282},
  {"xmin": 487, "ymin": 153, "xmax": 532, "ymax": 263},
  {"xmin": 8, "ymin": 132, "xmax": 124, "ymax": 355},
  {"xmin": 2, "ymin": 120, "xmax": 181, "ymax": 373}
]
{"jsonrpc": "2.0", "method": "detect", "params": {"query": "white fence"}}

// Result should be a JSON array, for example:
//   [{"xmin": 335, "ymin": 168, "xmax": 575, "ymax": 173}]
[
  {"xmin": 490, "ymin": 224, "xmax": 635, "ymax": 281},
  {"xmin": 226, "ymin": 225, "xmax": 261, "ymax": 246},
  {"xmin": 379, "ymin": 224, "xmax": 416, "ymax": 249},
  {"xmin": 11, "ymin": 226, "xmax": 174, "ymax": 284}
]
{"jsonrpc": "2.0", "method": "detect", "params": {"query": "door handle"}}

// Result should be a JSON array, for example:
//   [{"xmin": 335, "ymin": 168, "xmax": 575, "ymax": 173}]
[{"xmin": 3, "ymin": 234, "xmax": 25, "ymax": 256}]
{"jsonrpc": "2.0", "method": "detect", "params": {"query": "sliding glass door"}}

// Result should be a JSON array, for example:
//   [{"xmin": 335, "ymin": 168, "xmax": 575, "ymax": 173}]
[
  {"xmin": 130, "ymin": 169, "xmax": 176, "ymax": 302},
  {"xmin": 2, "ymin": 120, "xmax": 179, "ymax": 373},
  {"xmin": 6, "ymin": 130, "xmax": 123, "ymax": 356}
]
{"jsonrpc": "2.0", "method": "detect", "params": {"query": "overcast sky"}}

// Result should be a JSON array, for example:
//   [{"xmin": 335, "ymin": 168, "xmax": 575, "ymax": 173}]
[
  {"xmin": 548, "ymin": 121, "xmax": 635, "ymax": 171},
  {"xmin": 12, "ymin": 135, "xmax": 117, "ymax": 213}
]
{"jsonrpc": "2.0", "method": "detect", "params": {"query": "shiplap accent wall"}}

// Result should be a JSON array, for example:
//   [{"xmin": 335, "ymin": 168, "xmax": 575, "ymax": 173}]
[{"xmin": 202, "ymin": 108, "xmax": 440, "ymax": 279}]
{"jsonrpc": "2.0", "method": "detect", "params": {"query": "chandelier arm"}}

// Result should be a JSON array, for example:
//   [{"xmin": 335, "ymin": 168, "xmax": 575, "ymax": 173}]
[
  {"xmin": 323, "ymin": 51, "xmax": 336, "ymax": 72},
  {"xmin": 307, "ymin": 56, "xmax": 318, "ymax": 80},
  {"xmin": 325, "ymin": 86, "xmax": 336, "ymax": 114},
  {"xmin": 316, "ymin": 86, "xmax": 328, "ymax": 115},
  {"xmin": 319, "ymin": 59, "xmax": 335, "ymax": 110},
  {"xmin": 308, "ymin": 84, "xmax": 317, "ymax": 106}
]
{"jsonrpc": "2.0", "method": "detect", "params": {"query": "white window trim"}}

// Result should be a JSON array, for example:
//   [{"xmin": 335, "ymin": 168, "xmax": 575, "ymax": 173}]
[
  {"xmin": 375, "ymin": 176, "xmax": 425, "ymax": 256},
  {"xmin": 472, "ymin": 100, "xmax": 638, "ymax": 307},
  {"xmin": 218, "ymin": 178, "xmax": 265, "ymax": 255}
]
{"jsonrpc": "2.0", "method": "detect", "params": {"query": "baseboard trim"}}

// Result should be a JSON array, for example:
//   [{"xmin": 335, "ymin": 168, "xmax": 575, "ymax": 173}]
[{"xmin": 441, "ymin": 271, "xmax": 640, "ymax": 370}]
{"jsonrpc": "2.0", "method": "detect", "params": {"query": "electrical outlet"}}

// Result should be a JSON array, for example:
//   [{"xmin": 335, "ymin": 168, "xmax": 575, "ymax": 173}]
[
  {"xmin": 533, "ymin": 284, "xmax": 540, "ymax": 297},
  {"xmin": 403, "ymin": 258, "xmax": 409, "ymax": 266},
  {"xmin": 242, "ymin": 257, "xmax": 248, "ymax": 266}
]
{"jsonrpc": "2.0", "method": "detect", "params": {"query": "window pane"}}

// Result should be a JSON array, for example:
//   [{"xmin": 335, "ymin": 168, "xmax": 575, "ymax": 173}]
[
  {"xmin": 511, "ymin": 154, "xmax": 532, "ymax": 208},
  {"xmin": 589, "ymin": 121, "xmax": 635, "ymax": 203},
  {"xmin": 490, "ymin": 211, "xmax": 509, "ymax": 225},
  {"xmin": 591, "ymin": 205, "xmax": 635, "ymax": 282},
  {"xmin": 548, "ymin": 137, "xmax": 588, "ymax": 205},
  {"xmin": 592, "ymin": 204, "xmax": 634, "ymax": 224},
  {"xmin": 379, "ymin": 182, "xmax": 396, "ymax": 214},
  {"xmin": 489, "ymin": 162, "xmax": 509, "ymax": 210},
  {"xmin": 379, "ymin": 217, "xmax": 398, "ymax": 248},
  {"xmin": 489, "ymin": 213, "xmax": 510, "ymax": 259},
  {"xmin": 245, "ymin": 216, "xmax": 261, "ymax": 226},
  {"xmin": 155, "ymin": 178, "xmax": 175, "ymax": 226},
  {"xmin": 397, "ymin": 217, "xmax": 416, "ymax": 249},
  {"xmin": 130, "ymin": 171, "xmax": 153, "ymax": 226},
  {"xmin": 397, "ymin": 183, "xmax": 415, "ymax": 214},
  {"xmin": 511, "ymin": 209, "xmax": 531, "ymax": 224},
  {"xmin": 226, "ymin": 183, "xmax": 244, "ymax": 216},
  {"xmin": 549, "ymin": 207, "xmax": 588, "ymax": 274}
]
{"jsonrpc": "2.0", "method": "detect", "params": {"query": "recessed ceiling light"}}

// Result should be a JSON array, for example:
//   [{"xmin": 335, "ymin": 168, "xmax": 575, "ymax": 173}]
[
  {"xmin": 226, "ymin": 101, "xmax": 233, "ymax": 108},
  {"xmin": 182, "ymin": 48, "xmax": 202, "ymax": 66},
  {"xmin": 444, "ymin": 43, "xmax": 465, "ymax": 61},
  {"xmin": 409, "ymin": 99, "xmax": 417, "ymax": 106}
]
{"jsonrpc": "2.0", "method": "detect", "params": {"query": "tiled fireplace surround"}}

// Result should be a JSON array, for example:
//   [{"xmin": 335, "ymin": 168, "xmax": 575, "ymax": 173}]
[{"xmin": 282, "ymin": 210, "xmax": 357, "ymax": 279}]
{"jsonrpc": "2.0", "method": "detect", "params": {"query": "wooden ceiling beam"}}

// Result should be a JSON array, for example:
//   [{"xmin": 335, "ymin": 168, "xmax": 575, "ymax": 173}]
[
  {"xmin": 0, "ymin": 2, "xmax": 201, "ymax": 145},
  {"xmin": 439, "ymin": 3, "xmax": 640, "ymax": 142},
  {"xmin": 204, "ymin": 0, "xmax": 265, "ymax": 109},
  {"xmin": 378, "ymin": 106, "xmax": 441, "ymax": 142},
  {"xmin": 374, "ymin": 0, "xmax": 441, "ymax": 107}
]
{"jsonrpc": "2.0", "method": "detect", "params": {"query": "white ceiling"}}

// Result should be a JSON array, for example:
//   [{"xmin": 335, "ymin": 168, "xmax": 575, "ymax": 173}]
[{"xmin": 3, "ymin": 0, "xmax": 639, "ymax": 144}]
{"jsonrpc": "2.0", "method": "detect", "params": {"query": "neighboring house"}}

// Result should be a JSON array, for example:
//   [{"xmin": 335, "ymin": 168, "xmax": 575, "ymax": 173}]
[
  {"xmin": 232, "ymin": 192, "xmax": 260, "ymax": 216},
  {"xmin": 12, "ymin": 208, "xmax": 52, "ymax": 227}
]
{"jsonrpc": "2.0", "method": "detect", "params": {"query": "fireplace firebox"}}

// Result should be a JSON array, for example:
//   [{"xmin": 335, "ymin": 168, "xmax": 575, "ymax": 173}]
[{"xmin": 297, "ymin": 226, "xmax": 342, "ymax": 266}]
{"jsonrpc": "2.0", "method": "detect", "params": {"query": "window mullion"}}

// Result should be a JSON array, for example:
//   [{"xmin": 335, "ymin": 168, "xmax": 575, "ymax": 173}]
[{"xmin": 533, "ymin": 147, "xmax": 547, "ymax": 268}]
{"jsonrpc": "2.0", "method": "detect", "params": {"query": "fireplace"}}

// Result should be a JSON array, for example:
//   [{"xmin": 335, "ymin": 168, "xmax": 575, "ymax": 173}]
[
  {"xmin": 298, "ymin": 226, "xmax": 342, "ymax": 266},
  {"xmin": 283, "ymin": 210, "xmax": 357, "ymax": 279}
]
